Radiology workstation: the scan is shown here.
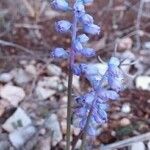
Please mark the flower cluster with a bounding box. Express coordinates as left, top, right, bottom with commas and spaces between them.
73, 57, 124, 136
51, 0, 100, 60
50, 0, 124, 137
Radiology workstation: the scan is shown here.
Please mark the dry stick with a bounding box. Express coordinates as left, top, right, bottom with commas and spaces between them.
135, 0, 144, 50
0, 39, 34, 55
100, 132, 150, 150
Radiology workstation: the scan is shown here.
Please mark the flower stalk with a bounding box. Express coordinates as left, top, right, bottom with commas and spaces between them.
66, 11, 77, 150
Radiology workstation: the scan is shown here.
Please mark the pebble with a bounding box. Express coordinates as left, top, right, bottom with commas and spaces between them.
35, 86, 56, 100
9, 125, 36, 149
47, 64, 62, 76
13, 68, 33, 85
121, 103, 131, 113
118, 37, 133, 50
75, 139, 82, 149
136, 76, 150, 90
37, 76, 60, 90
45, 114, 62, 146
25, 64, 37, 77
143, 41, 150, 49
0, 85, 25, 107
61, 120, 67, 134
2, 107, 32, 132
120, 118, 131, 126
73, 76, 80, 90
37, 137, 51, 150
131, 142, 145, 150
0, 73, 13, 83
57, 108, 67, 119
0, 141, 10, 150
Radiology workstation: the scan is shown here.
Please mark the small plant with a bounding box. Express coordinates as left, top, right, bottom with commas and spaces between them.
50, 0, 124, 149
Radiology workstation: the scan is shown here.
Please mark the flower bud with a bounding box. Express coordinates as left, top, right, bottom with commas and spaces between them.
51, 0, 69, 11
55, 20, 72, 33
81, 48, 96, 57
72, 63, 82, 75
108, 57, 120, 67
74, 1, 85, 13
83, 24, 100, 35
77, 34, 89, 43
80, 14, 94, 24
73, 39, 83, 52
51, 47, 68, 59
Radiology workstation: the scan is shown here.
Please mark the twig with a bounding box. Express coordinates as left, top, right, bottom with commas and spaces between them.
100, 132, 150, 150
135, 0, 144, 50
0, 39, 34, 55
14, 23, 43, 30
22, 0, 35, 17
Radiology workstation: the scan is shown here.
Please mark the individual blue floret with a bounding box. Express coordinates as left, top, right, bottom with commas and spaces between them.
55, 20, 72, 33
51, 0, 69, 11
83, 23, 100, 35
51, 47, 69, 59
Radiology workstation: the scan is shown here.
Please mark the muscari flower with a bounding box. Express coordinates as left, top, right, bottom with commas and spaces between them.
55, 20, 72, 33
83, 23, 100, 35
77, 34, 89, 43
80, 13, 94, 24
74, 1, 85, 14
51, 0, 69, 11
73, 39, 83, 53
80, 48, 96, 57
51, 47, 68, 59
107, 57, 124, 92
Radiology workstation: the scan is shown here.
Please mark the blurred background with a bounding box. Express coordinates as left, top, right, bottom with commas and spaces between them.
0, 0, 150, 149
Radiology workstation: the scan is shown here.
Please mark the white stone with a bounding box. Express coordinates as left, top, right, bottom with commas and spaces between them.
9, 126, 36, 149
13, 68, 33, 85
144, 42, 150, 49
136, 76, 150, 90
131, 142, 145, 150
75, 139, 82, 149
37, 76, 59, 89
0, 85, 25, 107
35, 86, 56, 100
0, 73, 13, 83
2, 107, 32, 132
25, 64, 37, 77
45, 114, 62, 146
120, 118, 131, 126
47, 64, 62, 76
118, 37, 133, 50
121, 103, 131, 113
73, 76, 80, 90
0, 141, 9, 150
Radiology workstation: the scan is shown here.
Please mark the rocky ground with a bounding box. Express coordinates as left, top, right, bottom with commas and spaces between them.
0, 0, 150, 149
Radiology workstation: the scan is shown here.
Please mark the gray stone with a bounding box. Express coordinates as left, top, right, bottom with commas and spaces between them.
2, 107, 32, 132
47, 64, 62, 76
0, 85, 25, 107
45, 114, 62, 146
0, 73, 13, 83
131, 142, 145, 150
9, 126, 36, 149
